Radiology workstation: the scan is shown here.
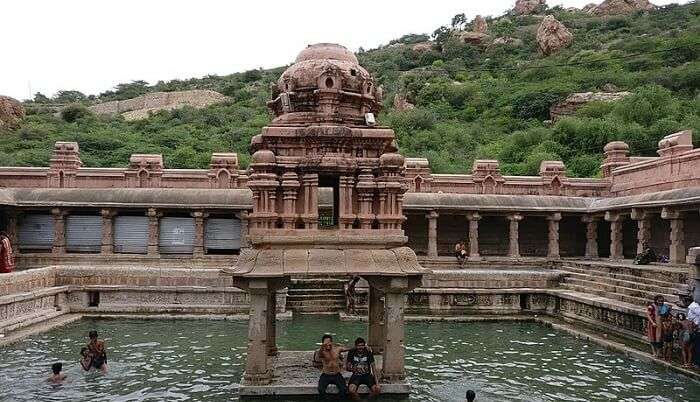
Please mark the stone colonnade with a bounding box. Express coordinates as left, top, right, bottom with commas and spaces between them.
423, 207, 697, 263
6, 207, 249, 256
238, 275, 416, 385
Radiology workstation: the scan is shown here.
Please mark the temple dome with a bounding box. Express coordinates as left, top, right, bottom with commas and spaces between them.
268, 43, 382, 126
294, 43, 359, 64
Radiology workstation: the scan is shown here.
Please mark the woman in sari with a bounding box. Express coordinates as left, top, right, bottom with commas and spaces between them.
646, 295, 667, 357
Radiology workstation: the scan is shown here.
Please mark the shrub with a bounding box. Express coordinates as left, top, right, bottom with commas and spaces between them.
60, 104, 92, 123
511, 92, 562, 120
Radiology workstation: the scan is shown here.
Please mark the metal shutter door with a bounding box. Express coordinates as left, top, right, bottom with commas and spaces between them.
18, 214, 54, 251
66, 215, 102, 253
159, 217, 195, 254
205, 218, 241, 251
114, 216, 149, 254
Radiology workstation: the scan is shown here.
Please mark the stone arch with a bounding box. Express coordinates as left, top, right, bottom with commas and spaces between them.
483, 175, 496, 194
138, 169, 149, 188
58, 170, 65, 188
217, 169, 230, 189
413, 176, 423, 192
550, 176, 562, 196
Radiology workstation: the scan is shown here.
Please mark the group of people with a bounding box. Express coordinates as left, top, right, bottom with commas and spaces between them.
634, 243, 670, 265
646, 294, 700, 368
314, 335, 380, 400
47, 330, 108, 384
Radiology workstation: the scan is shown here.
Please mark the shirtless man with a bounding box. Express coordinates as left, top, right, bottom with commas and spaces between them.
316, 334, 348, 399
47, 362, 66, 384
87, 330, 108, 373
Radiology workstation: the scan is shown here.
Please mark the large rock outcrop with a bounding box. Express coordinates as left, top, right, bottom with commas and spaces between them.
536, 15, 573, 56
550, 91, 631, 121
0, 96, 25, 129
89, 89, 229, 121
590, 0, 655, 15
514, 0, 547, 15
473, 15, 488, 33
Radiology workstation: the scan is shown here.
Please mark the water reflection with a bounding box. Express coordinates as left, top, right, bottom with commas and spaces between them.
0, 317, 698, 401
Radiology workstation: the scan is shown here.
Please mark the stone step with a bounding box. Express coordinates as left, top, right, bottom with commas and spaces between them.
561, 277, 680, 303
0, 308, 64, 334
286, 288, 345, 296
286, 299, 346, 307
562, 272, 686, 296
559, 265, 688, 289
559, 283, 665, 307
560, 262, 688, 283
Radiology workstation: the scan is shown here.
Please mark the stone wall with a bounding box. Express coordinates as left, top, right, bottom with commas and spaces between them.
88, 90, 229, 121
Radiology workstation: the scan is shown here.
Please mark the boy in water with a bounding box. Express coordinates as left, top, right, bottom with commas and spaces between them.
677, 312, 696, 367
79, 347, 93, 371
661, 314, 676, 362
346, 337, 380, 400
316, 334, 348, 399
87, 330, 108, 373
47, 362, 66, 384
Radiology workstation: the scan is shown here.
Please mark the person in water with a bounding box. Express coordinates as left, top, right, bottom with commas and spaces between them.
466, 389, 476, 402
316, 334, 348, 399
47, 362, 66, 384
677, 312, 696, 367
346, 337, 380, 400
661, 314, 676, 362
646, 295, 668, 357
86, 330, 108, 373
79, 347, 92, 371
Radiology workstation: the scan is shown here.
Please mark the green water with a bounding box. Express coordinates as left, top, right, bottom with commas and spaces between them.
1, 317, 698, 401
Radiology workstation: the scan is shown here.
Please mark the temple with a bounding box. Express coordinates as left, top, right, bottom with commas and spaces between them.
1, 43, 700, 395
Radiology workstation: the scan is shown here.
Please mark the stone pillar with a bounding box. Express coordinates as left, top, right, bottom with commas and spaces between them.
192, 211, 207, 257
383, 278, 407, 382
338, 176, 356, 229
662, 208, 685, 264
631, 208, 651, 255
6, 210, 18, 248
605, 211, 623, 260
506, 213, 522, 258
301, 173, 319, 229
581, 215, 598, 259
51, 208, 66, 255
466, 212, 481, 262
281, 172, 300, 229
266, 290, 278, 356
237, 211, 250, 248
147, 208, 161, 256
546, 213, 561, 260
356, 170, 376, 230
426, 210, 438, 258
100, 209, 115, 255
687, 247, 700, 303
244, 279, 272, 384
368, 286, 384, 353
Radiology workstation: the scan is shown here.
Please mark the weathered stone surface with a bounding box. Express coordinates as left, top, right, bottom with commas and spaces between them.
536, 15, 573, 55
472, 15, 488, 34
393, 94, 415, 111
583, 3, 598, 13
0, 96, 25, 129
411, 42, 434, 52
550, 91, 631, 121
590, 0, 654, 16
514, 0, 547, 15
89, 90, 229, 121
459, 31, 490, 45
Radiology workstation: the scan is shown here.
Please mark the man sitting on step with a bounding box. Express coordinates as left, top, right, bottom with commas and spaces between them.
316, 334, 349, 399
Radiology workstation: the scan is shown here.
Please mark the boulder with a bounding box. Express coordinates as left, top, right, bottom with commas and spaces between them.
591, 0, 655, 15
514, 0, 547, 15
0, 96, 25, 129
460, 31, 490, 45
393, 94, 415, 111
473, 15, 488, 34
411, 42, 434, 52
536, 15, 573, 56
582, 3, 598, 13
549, 91, 631, 121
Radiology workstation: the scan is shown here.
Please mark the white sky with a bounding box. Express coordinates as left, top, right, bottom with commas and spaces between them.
1, 0, 688, 100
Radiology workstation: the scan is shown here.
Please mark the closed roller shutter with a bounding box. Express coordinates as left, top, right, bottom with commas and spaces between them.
66, 215, 102, 253
205, 218, 241, 251
159, 217, 194, 254
18, 214, 54, 252
114, 216, 149, 254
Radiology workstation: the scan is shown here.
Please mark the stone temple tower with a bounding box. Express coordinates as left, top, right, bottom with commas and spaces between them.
246, 43, 408, 242
228, 44, 425, 391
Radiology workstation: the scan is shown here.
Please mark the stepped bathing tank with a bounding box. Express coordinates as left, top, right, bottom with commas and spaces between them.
1, 43, 700, 400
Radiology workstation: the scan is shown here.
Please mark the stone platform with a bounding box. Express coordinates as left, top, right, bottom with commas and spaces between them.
239, 351, 410, 399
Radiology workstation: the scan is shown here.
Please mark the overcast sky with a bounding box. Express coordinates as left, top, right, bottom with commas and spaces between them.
1, 0, 689, 100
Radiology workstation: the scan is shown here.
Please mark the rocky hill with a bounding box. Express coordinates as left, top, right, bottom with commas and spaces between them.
1, 0, 698, 177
